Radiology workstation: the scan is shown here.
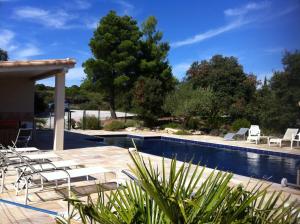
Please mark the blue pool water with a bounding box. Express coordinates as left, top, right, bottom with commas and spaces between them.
97, 135, 300, 184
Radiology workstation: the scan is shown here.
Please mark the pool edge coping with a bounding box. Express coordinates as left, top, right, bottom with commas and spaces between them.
95, 134, 300, 160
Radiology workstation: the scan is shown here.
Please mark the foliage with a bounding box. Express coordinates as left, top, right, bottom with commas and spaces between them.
34, 84, 105, 112
124, 119, 142, 128
174, 130, 190, 135
231, 118, 251, 131
186, 55, 257, 123
57, 150, 300, 224
253, 51, 300, 133
164, 83, 216, 128
78, 115, 101, 130
34, 84, 57, 114
34, 118, 47, 129
0, 48, 8, 61
132, 16, 176, 125
185, 117, 201, 130
83, 11, 141, 118
103, 120, 126, 131
133, 76, 164, 126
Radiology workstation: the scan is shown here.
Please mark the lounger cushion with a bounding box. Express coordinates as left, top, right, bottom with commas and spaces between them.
41, 167, 110, 181
20, 160, 80, 171
24, 153, 59, 160
224, 133, 235, 141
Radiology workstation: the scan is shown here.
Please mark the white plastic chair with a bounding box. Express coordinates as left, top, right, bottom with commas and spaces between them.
269, 128, 299, 148
247, 125, 261, 144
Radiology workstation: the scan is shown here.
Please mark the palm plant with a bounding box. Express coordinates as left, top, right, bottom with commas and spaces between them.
56, 148, 300, 224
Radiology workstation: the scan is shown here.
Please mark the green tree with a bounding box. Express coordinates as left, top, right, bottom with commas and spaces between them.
255, 51, 300, 133
83, 11, 141, 118
186, 55, 257, 123
133, 77, 164, 126
0, 48, 8, 61
164, 83, 215, 128
133, 16, 176, 125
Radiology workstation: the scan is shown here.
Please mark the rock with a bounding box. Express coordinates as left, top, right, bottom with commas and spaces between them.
126, 127, 137, 132
164, 128, 180, 134
192, 130, 203, 135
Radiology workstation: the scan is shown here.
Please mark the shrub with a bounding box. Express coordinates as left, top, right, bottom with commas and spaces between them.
104, 120, 126, 131
185, 117, 200, 130
58, 151, 300, 224
231, 118, 251, 131
78, 115, 101, 130
124, 119, 143, 128
70, 118, 77, 129
35, 118, 47, 129
209, 129, 221, 136
174, 130, 190, 135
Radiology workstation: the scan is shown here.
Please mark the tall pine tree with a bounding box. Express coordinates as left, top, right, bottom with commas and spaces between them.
133, 16, 176, 125
83, 11, 141, 118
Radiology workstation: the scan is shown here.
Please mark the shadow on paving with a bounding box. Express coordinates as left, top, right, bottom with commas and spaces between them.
33, 129, 105, 150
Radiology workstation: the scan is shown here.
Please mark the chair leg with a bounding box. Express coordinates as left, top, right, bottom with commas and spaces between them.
41, 177, 44, 190
68, 178, 71, 198
16, 181, 19, 196
24, 178, 29, 205
0, 169, 4, 193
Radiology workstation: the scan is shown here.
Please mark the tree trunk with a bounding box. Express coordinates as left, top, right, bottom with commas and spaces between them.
109, 94, 117, 119
109, 69, 117, 119
110, 105, 117, 119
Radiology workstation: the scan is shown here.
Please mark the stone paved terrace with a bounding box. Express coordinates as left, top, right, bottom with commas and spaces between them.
0, 129, 300, 223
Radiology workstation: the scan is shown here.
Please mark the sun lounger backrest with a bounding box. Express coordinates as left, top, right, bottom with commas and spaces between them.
0, 150, 12, 165
236, 128, 249, 135
9, 147, 39, 173
249, 125, 260, 136
283, 128, 299, 140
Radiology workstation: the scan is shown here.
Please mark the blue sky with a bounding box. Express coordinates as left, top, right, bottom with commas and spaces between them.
0, 0, 299, 86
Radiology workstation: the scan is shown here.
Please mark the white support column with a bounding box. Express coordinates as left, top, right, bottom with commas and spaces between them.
53, 71, 66, 151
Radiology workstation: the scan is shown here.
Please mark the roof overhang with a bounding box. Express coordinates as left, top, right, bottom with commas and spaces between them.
0, 58, 76, 81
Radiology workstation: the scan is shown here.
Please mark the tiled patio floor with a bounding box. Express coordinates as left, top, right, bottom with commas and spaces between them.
1, 129, 300, 223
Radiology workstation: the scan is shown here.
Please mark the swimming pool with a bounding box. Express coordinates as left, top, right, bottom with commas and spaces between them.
96, 135, 300, 184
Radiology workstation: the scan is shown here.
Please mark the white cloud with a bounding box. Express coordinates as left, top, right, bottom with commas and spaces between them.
14, 44, 42, 59
0, 29, 17, 51
85, 20, 98, 29
264, 47, 284, 54
171, 2, 272, 48
67, 66, 86, 83
74, 0, 91, 10
224, 1, 270, 17
0, 28, 42, 59
172, 62, 191, 78
113, 0, 134, 15
14, 7, 76, 29
38, 67, 86, 86
171, 19, 247, 48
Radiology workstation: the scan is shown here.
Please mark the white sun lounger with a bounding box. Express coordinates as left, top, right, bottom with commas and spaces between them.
23, 153, 59, 160
11, 149, 115, 204
19, 159, 80, 172
224, 128, 249, 141
0, 147, 39, 154
268, 128, 299, 148
1, 159, 81, 193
